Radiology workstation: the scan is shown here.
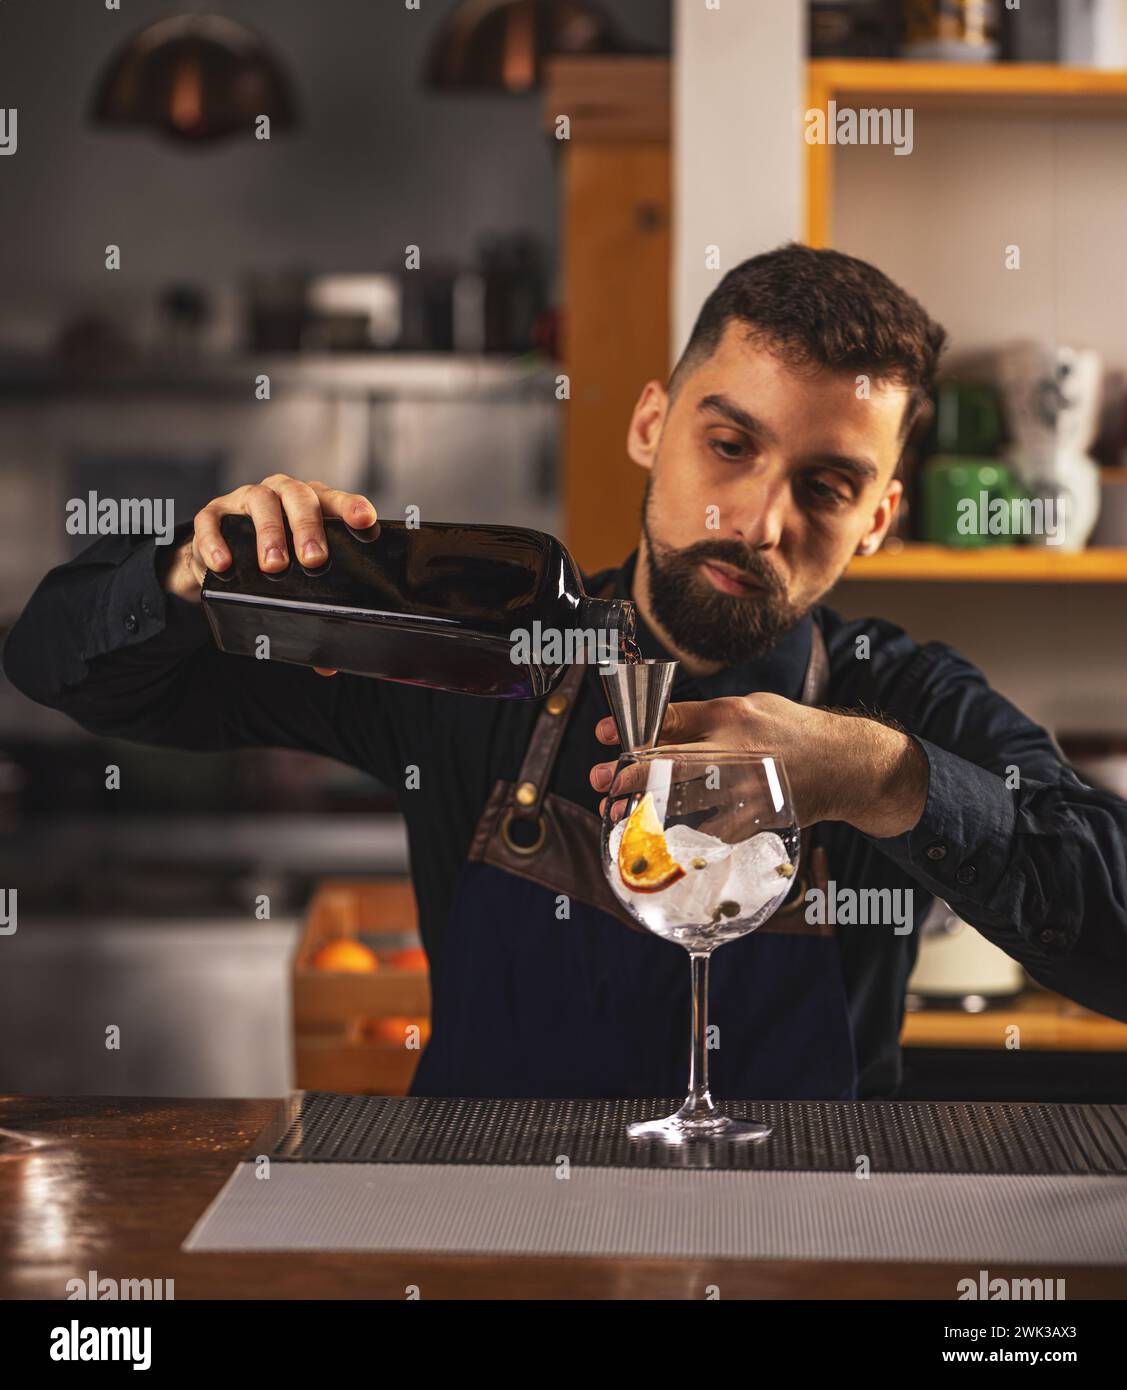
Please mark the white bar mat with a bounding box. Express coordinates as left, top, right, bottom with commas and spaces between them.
184, 1162, 1127, 1264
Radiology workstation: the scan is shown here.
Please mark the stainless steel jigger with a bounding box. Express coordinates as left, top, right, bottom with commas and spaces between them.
598, 659, 679, 752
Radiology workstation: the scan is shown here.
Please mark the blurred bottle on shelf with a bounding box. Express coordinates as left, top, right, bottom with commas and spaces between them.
899, 0, 999, 62
809, 1, 900, 57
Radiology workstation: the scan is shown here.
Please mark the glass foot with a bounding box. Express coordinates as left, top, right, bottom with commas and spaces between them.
626, 1112, 771, 1144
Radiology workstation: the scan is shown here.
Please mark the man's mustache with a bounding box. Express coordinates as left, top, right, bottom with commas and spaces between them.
665, 540, 785, 599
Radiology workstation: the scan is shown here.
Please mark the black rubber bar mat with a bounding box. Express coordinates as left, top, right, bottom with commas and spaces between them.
248, 1092, 1127, 1175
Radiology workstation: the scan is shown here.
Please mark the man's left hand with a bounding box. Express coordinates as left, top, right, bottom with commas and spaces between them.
590, 693, 929, 839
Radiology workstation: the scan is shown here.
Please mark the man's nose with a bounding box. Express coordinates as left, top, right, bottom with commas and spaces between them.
731, 474, 788, 550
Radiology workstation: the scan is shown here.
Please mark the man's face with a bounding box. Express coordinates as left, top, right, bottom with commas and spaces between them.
630, 322, 908, 666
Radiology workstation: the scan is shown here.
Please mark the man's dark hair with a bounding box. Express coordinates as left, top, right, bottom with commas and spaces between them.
669, 242, 947, 441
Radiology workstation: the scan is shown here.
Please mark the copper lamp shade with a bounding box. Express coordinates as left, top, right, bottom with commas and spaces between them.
91, 15, 298, 143
426, 0, 627, 92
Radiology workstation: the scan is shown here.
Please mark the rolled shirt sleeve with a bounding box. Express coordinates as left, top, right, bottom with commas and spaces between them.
857, 635, 1127, 1020
90, 525, 208, 662
874, 736, 1077, 954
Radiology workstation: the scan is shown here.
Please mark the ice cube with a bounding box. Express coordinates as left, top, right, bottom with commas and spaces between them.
659, 825, 733, 925
716, 832, 793, 923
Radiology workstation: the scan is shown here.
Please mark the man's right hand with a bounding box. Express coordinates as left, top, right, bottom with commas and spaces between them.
164, 474, 378, 604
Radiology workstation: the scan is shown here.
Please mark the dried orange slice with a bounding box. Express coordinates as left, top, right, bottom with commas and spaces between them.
618, 793, 685, 893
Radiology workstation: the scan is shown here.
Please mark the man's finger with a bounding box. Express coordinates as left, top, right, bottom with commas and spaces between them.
591, 760, 650, 799
186, 541, 211, 587
276, 479, 329, 568
308, 483, 378, 531
241, 484, 289, 572
654, 700, 717, 744
193, 502, 232, 573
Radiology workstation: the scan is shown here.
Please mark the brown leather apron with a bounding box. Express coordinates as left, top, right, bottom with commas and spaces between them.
467, 622, 833, 935
408, 615, 858, 1101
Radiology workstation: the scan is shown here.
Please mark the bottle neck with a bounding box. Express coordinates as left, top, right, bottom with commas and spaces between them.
578, 597, 637, 664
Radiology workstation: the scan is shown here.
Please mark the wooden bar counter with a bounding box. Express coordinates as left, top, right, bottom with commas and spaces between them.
2, 1095, 1125, 1300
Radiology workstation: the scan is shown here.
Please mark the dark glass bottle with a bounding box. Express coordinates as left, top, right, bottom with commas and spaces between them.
201, 516, 636, 699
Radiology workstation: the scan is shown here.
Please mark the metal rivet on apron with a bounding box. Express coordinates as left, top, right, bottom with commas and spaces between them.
515, 781, 538, 806
545, 693, 568, 716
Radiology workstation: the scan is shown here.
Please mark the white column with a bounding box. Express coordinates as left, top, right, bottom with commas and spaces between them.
672, 0, 806, 363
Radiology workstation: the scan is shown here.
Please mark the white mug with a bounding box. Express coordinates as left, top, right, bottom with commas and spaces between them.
1060, 0, 1127, 67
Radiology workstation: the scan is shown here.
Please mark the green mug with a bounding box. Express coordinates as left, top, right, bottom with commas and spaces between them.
920, 457, 1023, 548
926, 380, 1005, 457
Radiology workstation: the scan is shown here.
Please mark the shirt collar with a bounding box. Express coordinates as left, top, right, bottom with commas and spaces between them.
608, 550, 814, 703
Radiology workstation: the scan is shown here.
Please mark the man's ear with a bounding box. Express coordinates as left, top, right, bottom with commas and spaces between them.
856, 479, 903, 556
626, 380, 669, 474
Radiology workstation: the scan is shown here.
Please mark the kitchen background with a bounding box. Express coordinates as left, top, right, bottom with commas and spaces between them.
1, 0, 1125, 1103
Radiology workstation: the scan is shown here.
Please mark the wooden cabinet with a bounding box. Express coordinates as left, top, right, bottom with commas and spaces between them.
543, 58, 671, 573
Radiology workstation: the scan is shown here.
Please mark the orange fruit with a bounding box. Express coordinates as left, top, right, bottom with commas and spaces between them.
618, 792, 685, 894
310, 937, 379, 973
362, 1016, 431, 1045
385, 945, 428, 972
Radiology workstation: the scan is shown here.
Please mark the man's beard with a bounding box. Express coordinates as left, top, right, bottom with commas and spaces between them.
641, 489, 809, 666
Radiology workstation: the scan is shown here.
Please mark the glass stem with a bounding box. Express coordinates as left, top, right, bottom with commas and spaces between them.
680, 951, 718, 1121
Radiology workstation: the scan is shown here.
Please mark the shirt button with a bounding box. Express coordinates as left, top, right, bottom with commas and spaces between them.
124, 612, 139, 634
925, 842, 947, 861
1039, 928, 1058, 947
956, 865, 977, 885
140, 598, 154, 618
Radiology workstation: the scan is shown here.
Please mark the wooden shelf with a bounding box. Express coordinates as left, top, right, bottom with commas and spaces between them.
843, 543, 1127, 583
809, 59, 1127, 109
902, 991, 1127, 1051
806, 61, 1127, 245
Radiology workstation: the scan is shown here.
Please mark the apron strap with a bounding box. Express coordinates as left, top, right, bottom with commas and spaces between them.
802, 617, 830, 707
503, 660, 587, 844
502, 578, 617, 846
790, 616, 832, 932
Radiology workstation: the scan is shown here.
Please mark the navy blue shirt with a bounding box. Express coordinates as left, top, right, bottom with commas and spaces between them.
5, 529, 1127, 1097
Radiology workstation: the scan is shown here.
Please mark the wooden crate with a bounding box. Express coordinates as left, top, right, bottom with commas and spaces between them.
293, 878, 430, 1095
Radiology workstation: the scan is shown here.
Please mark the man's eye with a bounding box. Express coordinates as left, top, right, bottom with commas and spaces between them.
805, 477, 848, 507
709, 438, 747, 461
